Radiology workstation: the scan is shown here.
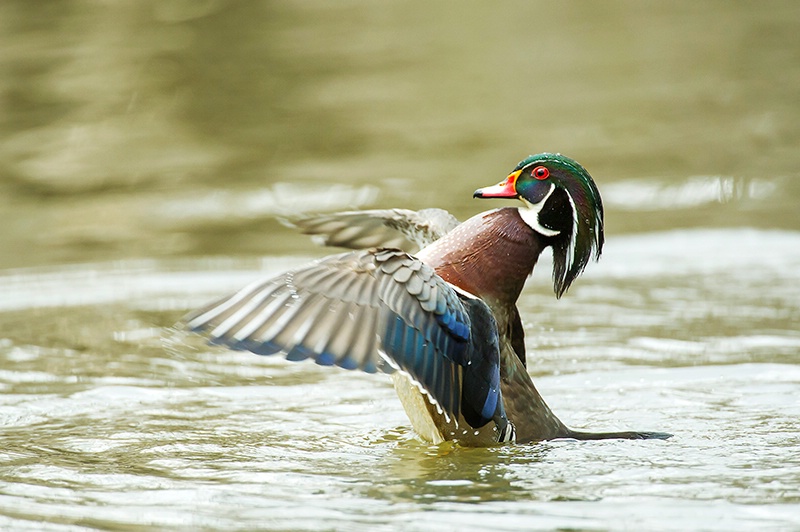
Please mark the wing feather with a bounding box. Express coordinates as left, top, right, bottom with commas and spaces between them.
287, 208, 460, 252
183, 248, 505, 429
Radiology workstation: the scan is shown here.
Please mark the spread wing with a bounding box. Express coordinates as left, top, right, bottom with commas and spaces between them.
286, 208, 460, 252
182, 248, 505, 429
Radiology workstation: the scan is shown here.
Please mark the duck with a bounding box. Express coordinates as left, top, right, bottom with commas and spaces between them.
183, 153, 671, 446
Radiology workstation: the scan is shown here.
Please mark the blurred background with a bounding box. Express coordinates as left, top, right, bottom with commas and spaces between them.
1, 2, 799, 531
1, 0, 798, 269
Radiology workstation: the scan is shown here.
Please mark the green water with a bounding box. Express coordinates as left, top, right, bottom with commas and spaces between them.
1, 1, 799, 530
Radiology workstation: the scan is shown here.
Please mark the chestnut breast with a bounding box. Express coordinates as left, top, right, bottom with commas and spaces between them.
415, 207, 544, 304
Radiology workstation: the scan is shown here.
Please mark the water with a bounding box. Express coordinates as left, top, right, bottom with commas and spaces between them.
2, 1, 799, 530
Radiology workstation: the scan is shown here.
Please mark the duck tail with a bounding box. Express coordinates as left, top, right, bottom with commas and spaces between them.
562, 429, 672, 441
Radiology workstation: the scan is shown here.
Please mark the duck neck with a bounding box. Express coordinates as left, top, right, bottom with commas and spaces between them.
417, 207, 546, 303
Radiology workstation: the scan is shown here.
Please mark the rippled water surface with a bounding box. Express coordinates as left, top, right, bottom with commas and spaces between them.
2, 1, 799, 531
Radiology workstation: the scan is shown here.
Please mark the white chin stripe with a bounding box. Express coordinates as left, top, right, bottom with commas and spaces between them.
518, 184, 561, 237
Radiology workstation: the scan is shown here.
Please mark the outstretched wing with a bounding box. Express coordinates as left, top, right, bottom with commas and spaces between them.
182, 248, 503, 429
286, 208, 460, 252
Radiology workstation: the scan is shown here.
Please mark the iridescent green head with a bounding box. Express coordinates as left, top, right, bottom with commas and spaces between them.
473, 153, 604, 298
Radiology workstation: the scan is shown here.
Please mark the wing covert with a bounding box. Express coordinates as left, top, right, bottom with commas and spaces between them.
287, 208, 460, 252
183, 248, 490, 425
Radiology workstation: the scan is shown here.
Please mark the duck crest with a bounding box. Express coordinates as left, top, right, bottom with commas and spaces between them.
524, 154, 604, 298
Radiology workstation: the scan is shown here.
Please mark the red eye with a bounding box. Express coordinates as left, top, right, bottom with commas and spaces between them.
532, 166, 549, 180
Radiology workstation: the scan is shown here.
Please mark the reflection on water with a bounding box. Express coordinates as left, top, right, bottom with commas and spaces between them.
603, 175, 778, 210
1, 0, 799, 530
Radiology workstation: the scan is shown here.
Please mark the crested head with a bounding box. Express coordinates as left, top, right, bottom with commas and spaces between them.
474, 153, 604, 298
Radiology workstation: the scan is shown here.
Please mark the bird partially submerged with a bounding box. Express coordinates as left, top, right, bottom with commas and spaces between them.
183, 153, 672, 446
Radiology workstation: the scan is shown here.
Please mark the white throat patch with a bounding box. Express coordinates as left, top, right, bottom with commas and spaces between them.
518, 184, 561, 237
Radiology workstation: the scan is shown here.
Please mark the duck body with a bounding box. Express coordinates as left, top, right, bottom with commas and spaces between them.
408, 207, 565, 444
183, 153, 671, 446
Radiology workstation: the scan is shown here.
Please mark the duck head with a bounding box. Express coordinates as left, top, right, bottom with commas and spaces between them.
473, 153, 604, 298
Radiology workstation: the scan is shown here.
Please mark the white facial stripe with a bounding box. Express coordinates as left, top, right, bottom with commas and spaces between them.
564, 191, 579, 275
517, 184, 561, 237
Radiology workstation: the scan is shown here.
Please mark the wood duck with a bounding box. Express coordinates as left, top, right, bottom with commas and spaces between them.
183, 153, 671, 446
